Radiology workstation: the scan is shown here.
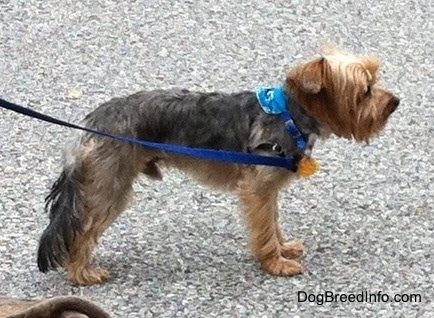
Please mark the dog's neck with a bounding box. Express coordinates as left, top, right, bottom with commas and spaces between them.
285, 90, 330, 139
285, 93, 325, 137
285, 91, 330, 155
255, 86, 328, 156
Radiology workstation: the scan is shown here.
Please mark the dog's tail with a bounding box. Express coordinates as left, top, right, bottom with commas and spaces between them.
37, 163, 84, 273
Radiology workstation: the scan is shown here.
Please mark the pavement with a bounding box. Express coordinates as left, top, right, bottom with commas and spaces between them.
0, 0, 433, 317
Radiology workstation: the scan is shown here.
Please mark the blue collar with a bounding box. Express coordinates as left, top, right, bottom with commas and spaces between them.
256, 87, 308, 150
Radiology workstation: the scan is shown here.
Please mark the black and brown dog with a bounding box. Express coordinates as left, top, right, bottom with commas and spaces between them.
37, 46, 399, 285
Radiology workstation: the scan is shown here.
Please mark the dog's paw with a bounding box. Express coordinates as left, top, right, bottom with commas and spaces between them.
261, 256, 303, 276
280, 240, 304, 259
68, 267, 110, 286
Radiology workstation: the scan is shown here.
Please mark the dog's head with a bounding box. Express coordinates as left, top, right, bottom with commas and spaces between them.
286, 48, 399, 142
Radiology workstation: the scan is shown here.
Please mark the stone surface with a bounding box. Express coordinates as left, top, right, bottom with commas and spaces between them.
0, 0, 433, 317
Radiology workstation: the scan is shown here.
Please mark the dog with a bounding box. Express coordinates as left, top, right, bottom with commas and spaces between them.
0, 296, 110, 318
37, 47, 399, 285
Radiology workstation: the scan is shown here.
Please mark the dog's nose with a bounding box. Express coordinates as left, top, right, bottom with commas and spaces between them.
390, 96, 400, 113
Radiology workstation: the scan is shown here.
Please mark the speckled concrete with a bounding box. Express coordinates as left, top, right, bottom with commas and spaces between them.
0, 0, 433, 317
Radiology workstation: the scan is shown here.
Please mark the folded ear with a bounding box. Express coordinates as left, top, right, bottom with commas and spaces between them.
361, 55, 380, 80
286, 57, 325, 94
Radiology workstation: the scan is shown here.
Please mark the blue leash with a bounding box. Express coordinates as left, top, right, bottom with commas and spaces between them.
256, 87, 308, 150
0, 98, 298, 170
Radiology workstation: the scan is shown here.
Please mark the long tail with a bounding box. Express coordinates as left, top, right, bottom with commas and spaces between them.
37, 165, 83, 272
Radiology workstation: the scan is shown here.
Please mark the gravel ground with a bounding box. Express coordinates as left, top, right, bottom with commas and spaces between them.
0, 0, 433, 317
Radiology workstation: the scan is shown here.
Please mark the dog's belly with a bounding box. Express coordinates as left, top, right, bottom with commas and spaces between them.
160, 155, 242, 191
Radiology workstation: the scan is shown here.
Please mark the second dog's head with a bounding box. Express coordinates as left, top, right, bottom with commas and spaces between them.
286, 48, 399, 142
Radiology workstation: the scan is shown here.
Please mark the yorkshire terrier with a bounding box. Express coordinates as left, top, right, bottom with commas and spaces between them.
37, 47, 399, 285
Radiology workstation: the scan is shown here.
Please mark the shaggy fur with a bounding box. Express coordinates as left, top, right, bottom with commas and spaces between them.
37, 47, 399, 285
0, 296, 110, 318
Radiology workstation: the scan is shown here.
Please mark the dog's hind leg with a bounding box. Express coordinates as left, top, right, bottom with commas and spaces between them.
37, 133, 142, 286
237, 167, 303, 276
65, 139, 141, 285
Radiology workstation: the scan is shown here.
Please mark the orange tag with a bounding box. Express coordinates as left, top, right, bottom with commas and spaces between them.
298, 157, 319, 177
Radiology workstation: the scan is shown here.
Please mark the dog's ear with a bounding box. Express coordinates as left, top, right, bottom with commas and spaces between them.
361, 55, 380, 81
286, 57, 325, 94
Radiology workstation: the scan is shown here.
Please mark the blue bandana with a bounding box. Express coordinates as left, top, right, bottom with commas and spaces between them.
256, 87, 308, 150
255, 87, 288, 114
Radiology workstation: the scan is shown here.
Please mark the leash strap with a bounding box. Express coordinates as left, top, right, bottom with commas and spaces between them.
280, 112, 307, 149
0, 98, 298, 170
255, 87, 308, 150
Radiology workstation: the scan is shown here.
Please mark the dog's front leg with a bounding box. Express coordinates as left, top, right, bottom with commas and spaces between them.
275, 210, 305, 260
237, 168, 303, 276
